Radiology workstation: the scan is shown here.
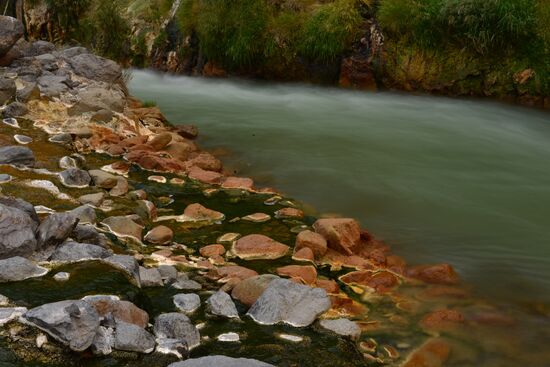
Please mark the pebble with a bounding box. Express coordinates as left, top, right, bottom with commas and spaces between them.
0, 294, 9, 306
53, 272, 70, 282
217, 332, 240, 342
263, 196, 282, 206
242, 213, 271, 223
148, 175, 167, 183
217, 233, 241, 244
2, 118, 19, 128
14, 135, 32, 144
277, 334, 304, 343
173, 293, 201, 314
0, 174, 12, 183
36, 334, 48, 348
170, 178, 185, 185
59, 156, 78, 169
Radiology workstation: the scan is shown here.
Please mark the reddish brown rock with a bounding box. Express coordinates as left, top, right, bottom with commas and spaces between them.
221, 177, 254, 190
147, 132, 173, 150
319, 249, 374, 270
175, 125, 198, 140
407, 264, 460, 285
184, 203, 224, 221
87, 298, 148, 328
200, 244, 226, 257
185, 152, 222, 172
187, 166, 223, 184
163, 141, 197, 161
402, 338, 451, 367
420, 309, 464, 330
106, 144, 125, 156
276, 265, 317, 285
313, 218, 361, 255
144, 225, 173, 245
202, 61, 226, 77
419, 286, 470, 300
386, 255, 407, 275
292, 247, 315, 262
119, 135, 148, 148
295, 230, 327, 258
231, 274, 278, 307
339, 270, 399, 293
316, 279, 340, 294
233, 234, 289, 260
275, 207, 304, 219
207, 265, 258, 282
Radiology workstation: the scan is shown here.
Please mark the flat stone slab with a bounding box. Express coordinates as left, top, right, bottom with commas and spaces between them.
233, 234, 289, 260
0, 257, 48, 282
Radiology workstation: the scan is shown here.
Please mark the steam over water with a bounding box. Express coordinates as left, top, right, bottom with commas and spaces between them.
129, 69, 550, 304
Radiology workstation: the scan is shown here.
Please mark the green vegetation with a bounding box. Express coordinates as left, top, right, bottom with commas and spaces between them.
141, 100, 157, 108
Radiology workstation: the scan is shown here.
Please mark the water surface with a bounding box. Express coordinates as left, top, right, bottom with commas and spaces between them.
129, 69, 550, 304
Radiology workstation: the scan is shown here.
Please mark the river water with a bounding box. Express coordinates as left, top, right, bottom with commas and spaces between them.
129, 69, 550, 306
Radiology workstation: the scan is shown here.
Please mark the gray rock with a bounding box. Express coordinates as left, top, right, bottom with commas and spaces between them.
0, 77, 16, 105
27, 40, 56, 56
168, 356, 274, 367
171, 278, 202, 291
68, 54, 122, 84
155, 338, 188, 359
158, 265, 178, 283
0, 16, 24, 56
89, 170, 118, 189
69, 86, 125, 115
173, 294, 200, 314
109, 177, 128, 197
14, 134, 32, 144
59, 156, 78, 169
68, 205, 96, 224
0, 203, 38, 259
139, 267, 163, 287
101, 215, 143, 241
53, 272, 70, 282
0, 307, 27, 325
37, 212, 79, 250
247, 278, 331, 327
37, 74, 68, 97
0, 257, 47, 282
0, 196, 39, 224
61, 46, 89, 59
23, 300, 100, 351
154, 313, 200, 349
0, 146, 35, 166
0, 173, 11, 183
91, 109, 113, 122
102, 255, 140, 287
206, 291, 239, 319
71, 224, 108, 248
2, 102, 28, 118
318, 318, 361, 340
49, 133, 73, 144
91, 326, 114, 355
15, 81, 40, 102
50, 241, 111, 262
59, 168, 91, 188
78, 192, 105, 207
114, 320, 155, 354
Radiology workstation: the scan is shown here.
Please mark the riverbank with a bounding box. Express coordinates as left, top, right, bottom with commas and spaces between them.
1, 15, 549, 367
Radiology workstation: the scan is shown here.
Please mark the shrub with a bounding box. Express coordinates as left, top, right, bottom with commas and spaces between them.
86, 0, 131, 61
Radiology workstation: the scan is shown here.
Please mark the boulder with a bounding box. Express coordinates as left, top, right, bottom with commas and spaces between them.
206, 291, 239, 319
319, 318, 361, 340
68, 54, 122, 84
187, 166, 223, 184
199, 244, 226, 257
91, 326, 114, 355
221, 177, 254, 190
0, 16, 24, 56
101, 216, 143, 241
139, 267, 163, 287
114, 320, 155, 353
233, 234, 289, 260
174, 125, 198, 140
69, 86, 125, 114
158, 265, 178, 282
247, 278, 331, 327
173, 294, 201, 314
295, 230, 327, 258
407, 264, 460, 285
154, 313, 200, 349
85, 297, 149, 328
148, 132, 173, 150
144, 225, 173, 245
292, 247, 315, 262
68, 205, 96, 224
22, 300, 100, 352
312, 218, 361, 255
37, 74, 68, 97
231, 274, 279, 308
50, 241, 111, 262
0, 77, 16, 105
37, 213, 79, 250
0, 204, 39, 259
71, 224, 108, 248
102, 255, 141, 287
0, 257, 47, 282
0, 196, 39, 224
0, 307, 27, 326
168, 356, 274, 367
27, 40, 56, 56
0, 146, 35, 166
59, 168, 91, 188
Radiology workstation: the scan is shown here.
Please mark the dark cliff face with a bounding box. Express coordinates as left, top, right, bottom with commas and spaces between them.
19, 0, 550, 109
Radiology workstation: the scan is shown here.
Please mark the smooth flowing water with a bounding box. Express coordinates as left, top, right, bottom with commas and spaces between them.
129, 69, 550, 306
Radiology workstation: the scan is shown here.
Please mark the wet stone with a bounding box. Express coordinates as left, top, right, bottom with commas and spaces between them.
154, 312, 200, 349
102, 255, 141, 287
49, 133, 73, 144
0, 307, 27, 326
2, 117, 19, 128
0, 145, 35, 166
242, 213, 271, 223
101, 216, 143, 241
233, 234, 289, 260
37, 212, 79, 250
114, 320, 155, 354
206, 290, 239, 319
78, 192, 105, 207
139, 266, 163, 287
144, 225, 173, 245
0, 257, 48, 282
0, 203, 38, 258
217, 332, 240, 342
50, 241, 111, 262
59, 168, 92, 188
0, 173, 11, 183
319, 318, 361, 340
231, 274, 279, 308
148, 175, 167, 183
89, 169, 118, 189
173, 293, 201, 314
59, 156, 78, 169
14, 134, 32, 144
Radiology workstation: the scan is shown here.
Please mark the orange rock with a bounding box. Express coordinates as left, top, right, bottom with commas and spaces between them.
313, 218, 361, 255
292, 247, 315, 262
233, 234, 289, 260
275, 207, 304, 219
231, 274, 278, 307
295, 230, 327, 258
316, 279, 340, 294
386, 255, 407, 275
402, 338, 451, 367
207, 265, 259, 282
88, 299, 148, 328
184, 203, 224, 221
319, 249, 374, 270
187, 166, 223, 184
339, 270, 399, 293
147, 132, 173, 150
328, 294, 368, 318
200, 244, 226, 257
420, 309, 464, 330
407, 264, 460, 285
163, 141, 197, 161
185, 152, 222, 172
276, 265, 317, 285
209, 254, 225, 265
222, 177, 254, 190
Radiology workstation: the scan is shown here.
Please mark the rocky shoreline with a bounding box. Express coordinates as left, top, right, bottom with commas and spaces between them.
0, 15, 547, 367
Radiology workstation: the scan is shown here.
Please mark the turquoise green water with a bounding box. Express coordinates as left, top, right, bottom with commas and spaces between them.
129, 69, 550, 305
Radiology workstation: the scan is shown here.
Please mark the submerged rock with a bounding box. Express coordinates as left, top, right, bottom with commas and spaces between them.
312, 218, 361, 255
154, 313, 200, 349
168, 356, 274, 367
14, 134, 32, 144
319, 318, 361, 340
53, 272, 70, 282
247, 278, 331, 327
0, 256, 47, 282
0, 203, 38, 258
206, 291, 239, 319
0, 146, 35, 166
22, 300, 100, 352
114, 320, 155, 354
233, 234, 289, 260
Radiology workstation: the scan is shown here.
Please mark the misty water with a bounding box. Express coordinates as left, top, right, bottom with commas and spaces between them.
129, 69, 550, 306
